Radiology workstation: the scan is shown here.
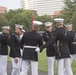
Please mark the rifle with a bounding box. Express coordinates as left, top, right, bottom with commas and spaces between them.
14, 33, 20, 42
72, 33, 76, 44
56, 40, 61, 59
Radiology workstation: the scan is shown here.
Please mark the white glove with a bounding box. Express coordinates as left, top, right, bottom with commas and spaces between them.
14, 57, 19, 63
35, 47, 40, 52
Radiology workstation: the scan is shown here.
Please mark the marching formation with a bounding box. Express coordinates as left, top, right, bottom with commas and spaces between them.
0, 18, 76, 75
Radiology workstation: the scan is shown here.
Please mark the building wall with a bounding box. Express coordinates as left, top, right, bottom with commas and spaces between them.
0, 6, 7, 14
20, 0, 64, 16
20, 0, 29, 9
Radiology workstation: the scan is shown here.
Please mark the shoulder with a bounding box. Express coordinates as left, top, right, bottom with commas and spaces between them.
0, 33, 9, 40
23, 31, 30, 36
36, 32, 42, 36
1, 33, 7, 37
33, 32, 42, 39
10, 33, 16, 38
52, 30, 57, 34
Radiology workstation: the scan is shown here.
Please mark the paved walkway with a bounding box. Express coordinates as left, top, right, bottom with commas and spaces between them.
7, 62, 47, 75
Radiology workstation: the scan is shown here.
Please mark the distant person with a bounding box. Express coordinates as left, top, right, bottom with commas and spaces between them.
20, 21, 43, 75
35, 18, 73, 75
42, 22, 56, 75
65, 24, 76, 63
9, 24, 24, 75
0, 26, 10, 75
64, 24, 76, 75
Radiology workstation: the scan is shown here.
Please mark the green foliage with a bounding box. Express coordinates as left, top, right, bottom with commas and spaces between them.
71, 11, 76, 30
0, 9, 53, 32
0, 0, 76, 31
4, 9, 35, 32
48, 0, 76, 30
0, 15, 8, 30
61, 0, 76, 30
38, 49, 76, 75
8, 48, 76, 75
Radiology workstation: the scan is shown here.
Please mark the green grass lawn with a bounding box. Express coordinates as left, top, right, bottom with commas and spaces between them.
38, 49, 76, 75
8, 48, 76, 75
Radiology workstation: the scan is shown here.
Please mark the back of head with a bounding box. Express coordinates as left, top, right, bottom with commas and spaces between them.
32, 21, 43, 31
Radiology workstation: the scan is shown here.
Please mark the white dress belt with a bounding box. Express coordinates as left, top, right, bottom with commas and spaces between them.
72, 42, 76, 44
24, 46, 37, 48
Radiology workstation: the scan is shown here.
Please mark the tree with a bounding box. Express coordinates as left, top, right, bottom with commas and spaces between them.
62, 0, 76, 24
4, 9, 38, 32
71, 11, 76, 30
0, 9, 53, 31
0, 15, 8, 31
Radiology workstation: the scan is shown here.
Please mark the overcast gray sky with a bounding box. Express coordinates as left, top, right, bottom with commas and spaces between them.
0, 0, 20, 10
